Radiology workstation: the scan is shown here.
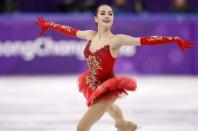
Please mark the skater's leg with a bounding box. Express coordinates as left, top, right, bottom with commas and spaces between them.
77, 98, 116, 131
107, 104, 137, 131
107, 104, 126, 125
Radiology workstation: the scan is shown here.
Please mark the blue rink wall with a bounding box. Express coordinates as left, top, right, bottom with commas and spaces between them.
0, 13, 197, 75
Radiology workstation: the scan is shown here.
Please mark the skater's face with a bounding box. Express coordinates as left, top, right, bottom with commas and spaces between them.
95, 5, 114, 29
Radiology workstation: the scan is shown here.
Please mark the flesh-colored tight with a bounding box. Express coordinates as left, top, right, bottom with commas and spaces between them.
77, 98, 136, 131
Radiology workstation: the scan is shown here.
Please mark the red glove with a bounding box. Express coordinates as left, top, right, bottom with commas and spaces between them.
36, 16, 78, 37
140, 36, 195, 52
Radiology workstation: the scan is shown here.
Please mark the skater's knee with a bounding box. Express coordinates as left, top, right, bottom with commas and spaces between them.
107, 104, 115, 113
108, 104, 119, 115
77, 123, 90, 131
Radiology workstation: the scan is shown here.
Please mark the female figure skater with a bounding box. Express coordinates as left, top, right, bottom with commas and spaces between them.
36, 4, 194, 131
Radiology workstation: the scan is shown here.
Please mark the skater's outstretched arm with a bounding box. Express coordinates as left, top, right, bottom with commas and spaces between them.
113, 34, 195, 52
36, 16, 96, 41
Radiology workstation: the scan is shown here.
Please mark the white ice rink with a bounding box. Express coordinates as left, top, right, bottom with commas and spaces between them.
0, 75, 198, 131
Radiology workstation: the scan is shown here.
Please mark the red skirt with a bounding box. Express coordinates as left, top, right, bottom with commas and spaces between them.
78, 71, 137, 107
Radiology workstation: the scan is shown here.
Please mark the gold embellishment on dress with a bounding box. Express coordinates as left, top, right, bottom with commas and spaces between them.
86, 55, 102, 90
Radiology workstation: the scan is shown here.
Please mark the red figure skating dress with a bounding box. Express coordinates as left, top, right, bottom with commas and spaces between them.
79, 41, 137, 106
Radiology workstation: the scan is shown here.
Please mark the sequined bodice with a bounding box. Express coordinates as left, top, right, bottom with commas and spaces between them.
84, 41, 116, 90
